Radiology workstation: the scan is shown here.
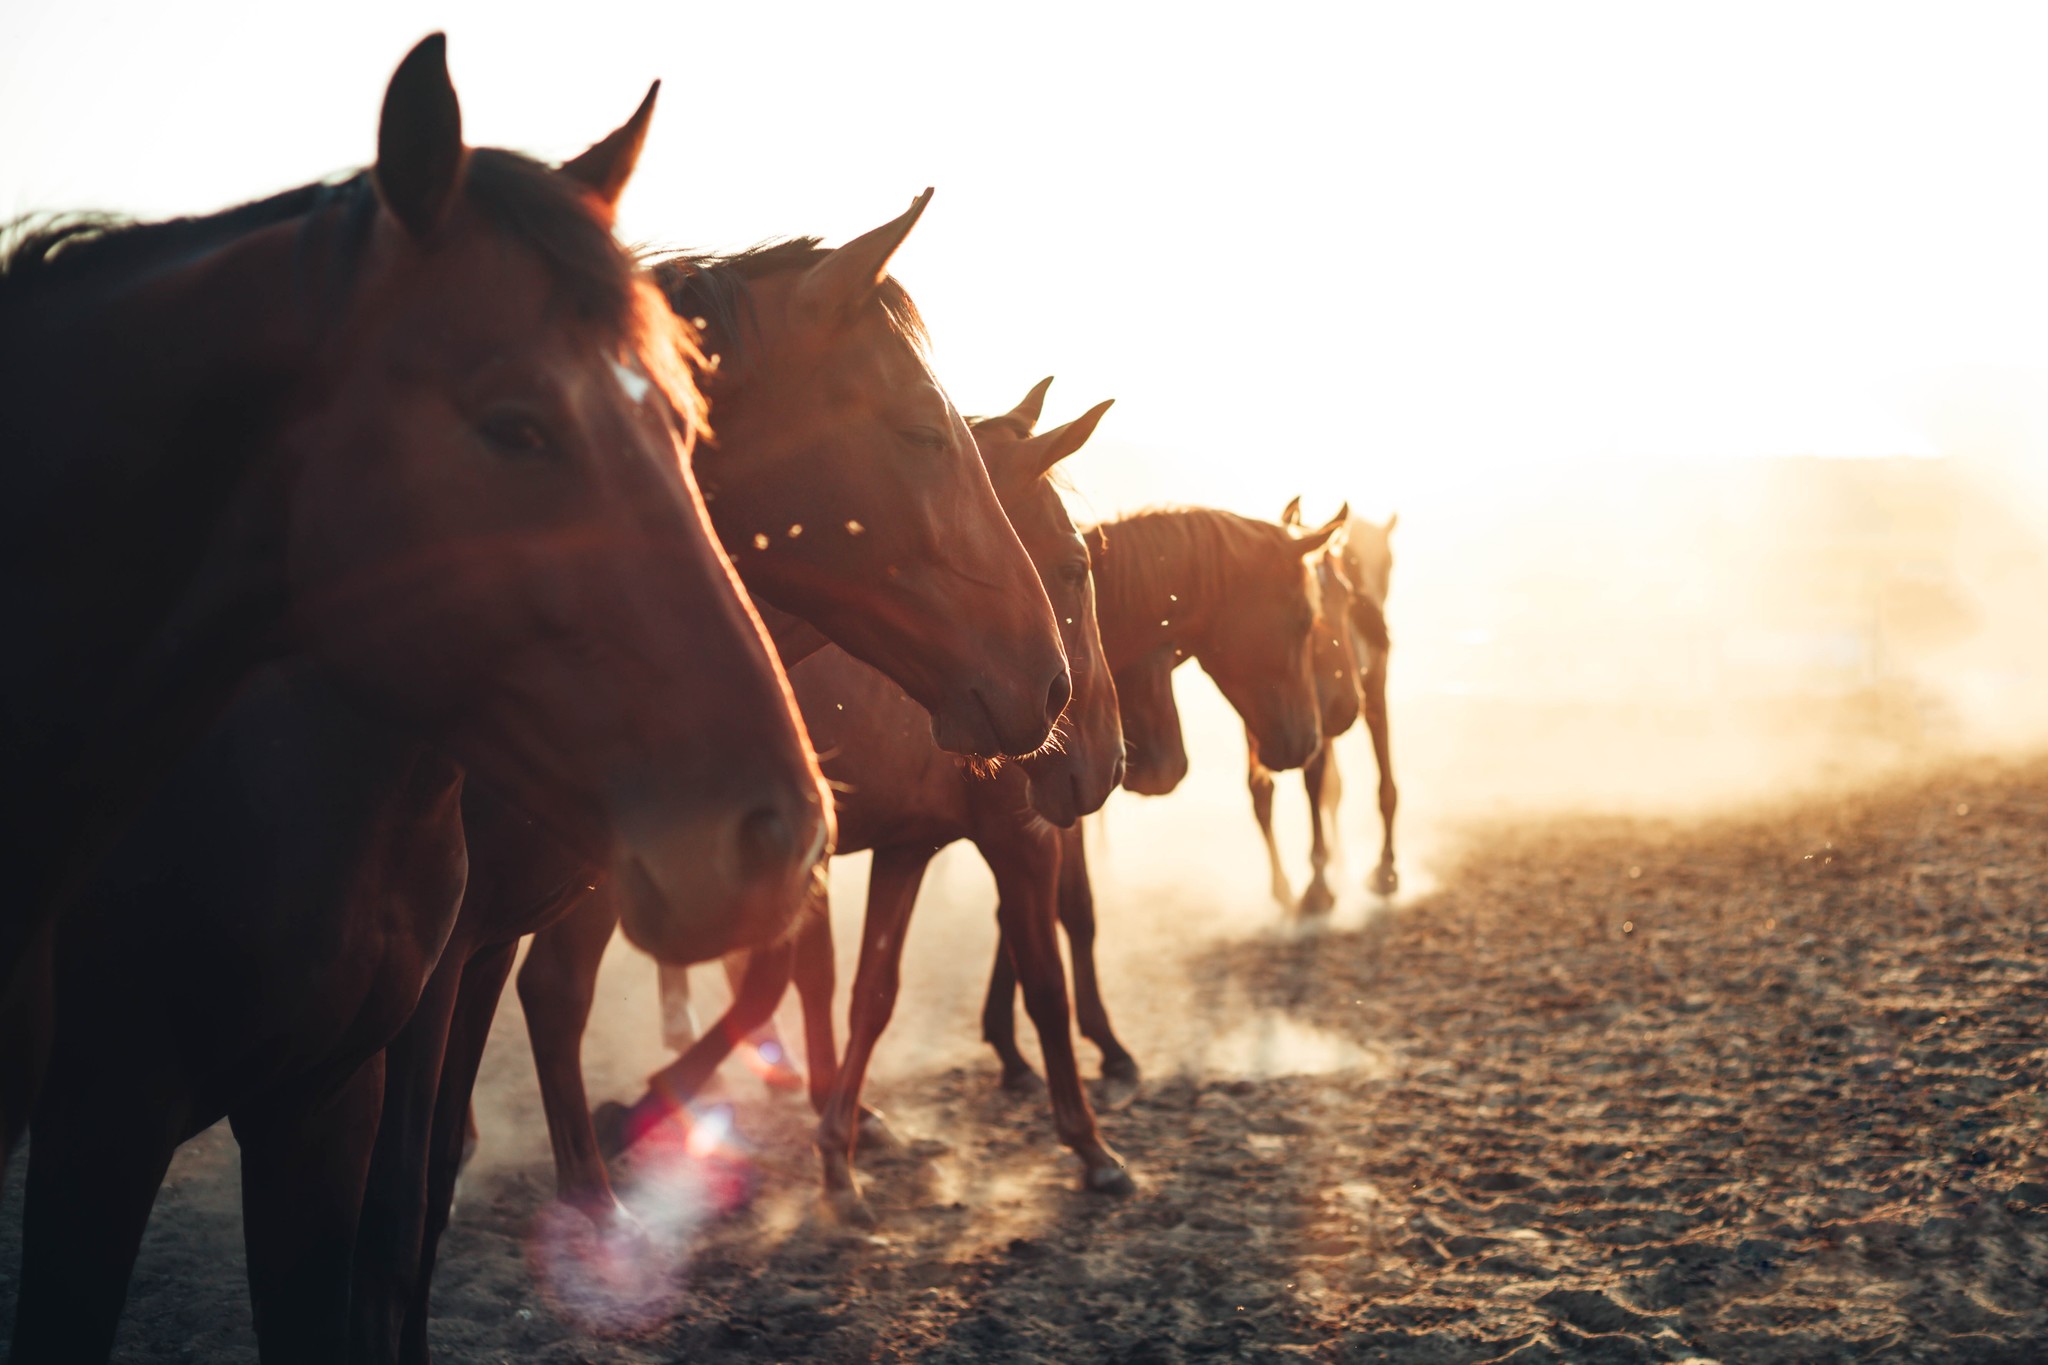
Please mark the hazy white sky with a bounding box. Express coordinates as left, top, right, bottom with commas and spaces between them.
7, 1, 2048, 515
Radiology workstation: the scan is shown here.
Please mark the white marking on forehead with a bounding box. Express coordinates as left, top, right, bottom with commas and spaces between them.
609, 356, 653, 405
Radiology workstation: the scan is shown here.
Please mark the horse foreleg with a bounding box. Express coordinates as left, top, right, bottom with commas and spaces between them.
232, 1055, 386, 1365
787, 896, 891, 1149
9, 1054, 186, 1363
1299, 747, 1339, 916
1363, 659, 1399, 896
815, 844, 929, 1225
516, 887, 625, 1229
1247, 739, 1291, 907
0, 924, 55, 1180
395, 941, 518, 1365
1057, 823, 1139, 1106
349, 952, 463, 1365
984, 825, 1133, 1197
604, 938, 797, 1155
720, 948, 803, 1093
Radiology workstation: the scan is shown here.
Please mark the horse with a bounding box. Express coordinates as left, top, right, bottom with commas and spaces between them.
518, 382, 1125, 1227
347, 243, 1077, 1361
1247, 500, 1400, 912
0, 34, 836, 1171
9, 44, 829, 1365
980, 502, 1347, 1098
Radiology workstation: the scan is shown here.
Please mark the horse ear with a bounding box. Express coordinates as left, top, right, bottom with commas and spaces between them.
1005, 377, 1056, 434
1384, 512, 1399, 534
1015, 399, 1113, 481
1280, 495, 1303, 528
559, 81, 659, 222
1294, 502, 1349, 555
375, 34, 468, 241
791, 189, 933, 334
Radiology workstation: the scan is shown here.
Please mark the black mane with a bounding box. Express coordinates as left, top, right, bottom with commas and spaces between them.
645, 237, 926, 371
1, 149, 643, 335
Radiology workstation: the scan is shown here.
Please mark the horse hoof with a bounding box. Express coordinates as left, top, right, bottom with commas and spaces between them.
855, 1109, 902, 1154
1097, 1057, 1142, 1111
1269, 880, 1294, 909
1369, 865, 1399, 897
760, 1063, 806, 1096
1000, 1065, 1045, 1097
1297, 882, 1337, 917
592, 1100, 631, 1160
1085, 1162, 1137, 1197
828, 1188, 878, 1228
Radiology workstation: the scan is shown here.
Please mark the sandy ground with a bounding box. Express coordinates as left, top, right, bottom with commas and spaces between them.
4, 749, 2047, 1363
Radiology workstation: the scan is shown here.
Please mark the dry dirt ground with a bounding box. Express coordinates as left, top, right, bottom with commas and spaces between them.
4, 755, 2047, 1363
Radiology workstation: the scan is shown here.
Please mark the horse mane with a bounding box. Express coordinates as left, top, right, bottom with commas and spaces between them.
645, 237, 927, 370
1093, 506, 1297, 626
1349, 589, 1391, 652
0, 149, 644, 336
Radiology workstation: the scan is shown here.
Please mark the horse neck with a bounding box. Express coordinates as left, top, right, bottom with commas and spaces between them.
1090, 511, 1223, 673
2, 216, 326, 871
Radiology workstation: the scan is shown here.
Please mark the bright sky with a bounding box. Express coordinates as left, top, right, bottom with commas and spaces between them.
8, 1, 2048, 516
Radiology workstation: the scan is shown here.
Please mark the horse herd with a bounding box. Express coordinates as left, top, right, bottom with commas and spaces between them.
0, 36, 1397, 1363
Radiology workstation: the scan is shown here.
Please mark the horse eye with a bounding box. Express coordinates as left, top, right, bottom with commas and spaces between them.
1060, 562, 1090, 586
479, 411, 559, 460
900, 427, 949, 454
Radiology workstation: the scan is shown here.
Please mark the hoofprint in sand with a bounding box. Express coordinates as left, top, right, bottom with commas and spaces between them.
2, 757, 2044, 1363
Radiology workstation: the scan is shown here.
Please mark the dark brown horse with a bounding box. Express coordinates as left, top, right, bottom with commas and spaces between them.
347, 249, 1076, 1361
518, 383, 1124, 1228
1248, 500, 1400, 912
981, 503, 1347, 1097
10, 46, 828, 1365
0, 36, 822, 1167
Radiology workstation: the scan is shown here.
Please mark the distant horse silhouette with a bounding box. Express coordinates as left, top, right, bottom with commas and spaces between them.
351, 238, 1074, 1361
9, 43, 828, 1365
520, 382, 1126, 1225
981, 502, 1347, 1098
1249, 502, 1399, 912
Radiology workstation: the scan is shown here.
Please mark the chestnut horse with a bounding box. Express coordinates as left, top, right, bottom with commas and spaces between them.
10, 46, 828, 1365
1248, 500, 1400, 912
519, 383, 1124, 1227
348, 244, 1072, 1362
0, 35, 782, 1167
1236, 501, 1400, 908
981, 503, 1347, 1098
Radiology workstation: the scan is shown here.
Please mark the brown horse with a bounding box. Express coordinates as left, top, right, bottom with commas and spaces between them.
9, 46, 828, 1365
0, 36, 825, 1167
981, 503, 1347, 1097
1248, 500, 1400, 912
518, 383, 1123, 1228
348, 250, 1075, 1361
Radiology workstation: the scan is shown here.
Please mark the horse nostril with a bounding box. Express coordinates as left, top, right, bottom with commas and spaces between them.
1043, 669, 1073, 728
735, 808, 796, 883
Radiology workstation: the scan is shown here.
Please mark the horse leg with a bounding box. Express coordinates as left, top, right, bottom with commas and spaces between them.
602, 938, 796, 1156
9, 1064, 185, 1362
979, 938, 1038, 1094
349, 951, 463, 1365
232, 1055, 386, 1365
983, 825, 1132, 1196
657, 959, 700, 1052
722, 948, 804, 1092
1247, 740, 1291, 907
786, 896, 893, 1149
517, 887, 629, 1229
815, 844, 930, 1225
0, 923, 55, 1177
1057, 824, 1140, 1106
1363, 659, 1399, 896
395, 941, 518, 1365
1298, 746, 1339, 916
